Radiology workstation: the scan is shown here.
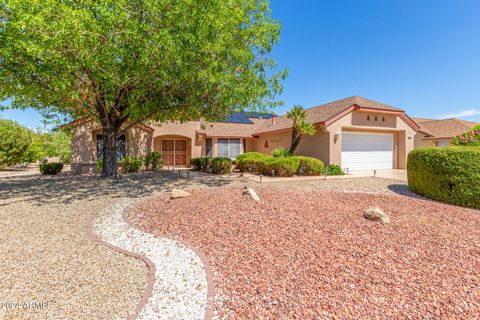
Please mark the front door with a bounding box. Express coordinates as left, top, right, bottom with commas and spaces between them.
161, 139, 187, 166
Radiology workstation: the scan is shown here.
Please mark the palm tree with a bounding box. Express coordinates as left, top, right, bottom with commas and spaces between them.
286, 105, 316, 154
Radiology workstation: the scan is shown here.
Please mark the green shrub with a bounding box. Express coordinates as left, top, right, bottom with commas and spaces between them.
295, 156, 324, 176
190, 157, 210, 171
325, 164, 344, 175
407, 147, 480, 208
271, 148, 292, 158
236, 152, 269, 173
260, 156, 300, 177
144, 151, 162, 170
208, 157, 232, 174
120, 156, 143, 173
39, 162, 63, 175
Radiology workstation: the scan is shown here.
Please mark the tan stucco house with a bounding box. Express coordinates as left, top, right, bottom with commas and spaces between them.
69, 96, 421, 173
413, 118, 478, 147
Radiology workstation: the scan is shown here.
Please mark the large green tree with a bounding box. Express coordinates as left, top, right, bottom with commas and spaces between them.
0, 0, 286, 177
0, 119, 32, 167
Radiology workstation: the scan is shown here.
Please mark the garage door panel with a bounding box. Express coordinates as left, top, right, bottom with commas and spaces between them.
341, 133, 393, 171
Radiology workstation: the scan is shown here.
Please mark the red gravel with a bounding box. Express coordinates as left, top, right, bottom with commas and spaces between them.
126, 187, 480, 319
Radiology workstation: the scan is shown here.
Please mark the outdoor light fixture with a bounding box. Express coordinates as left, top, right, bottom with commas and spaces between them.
272, 170, 275, 178
373, 170, 377, 178
334, 131, 341, 143
187, 171, 190, 179
259, 174, 263, 183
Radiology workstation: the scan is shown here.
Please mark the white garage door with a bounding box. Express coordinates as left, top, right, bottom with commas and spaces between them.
341, 132, 393, 171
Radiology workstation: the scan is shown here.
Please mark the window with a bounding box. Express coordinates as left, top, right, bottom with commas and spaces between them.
367, 115, 370, 121
375, 116, 378, 121
205, 138, 212, 157
96, 134, 126, 160
382, 116, 386, 122
217, 138, 241, 158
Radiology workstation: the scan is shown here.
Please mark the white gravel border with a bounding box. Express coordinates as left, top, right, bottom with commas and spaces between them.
93, 199, 208, 320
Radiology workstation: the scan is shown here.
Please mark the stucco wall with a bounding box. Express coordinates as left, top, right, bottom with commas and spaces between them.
252, 131, 291, 155
70, 120, 153, 174
414, 133, 437, 148
324, 111, 416, 169
150, 121, 204, 158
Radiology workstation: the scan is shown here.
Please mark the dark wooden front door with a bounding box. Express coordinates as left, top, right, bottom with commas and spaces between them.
161, 139, 187, 166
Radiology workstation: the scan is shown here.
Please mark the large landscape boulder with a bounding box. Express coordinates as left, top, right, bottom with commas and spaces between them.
242, 187, 260, 201
171, 189, 191, 199
363, 207, 390, 224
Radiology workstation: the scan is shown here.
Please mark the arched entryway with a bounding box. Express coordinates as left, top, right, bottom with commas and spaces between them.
153, 135, 192, 166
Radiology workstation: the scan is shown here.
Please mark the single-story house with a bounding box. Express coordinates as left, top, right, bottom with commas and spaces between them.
413, 118, 478, 147
69, 96, 421, 173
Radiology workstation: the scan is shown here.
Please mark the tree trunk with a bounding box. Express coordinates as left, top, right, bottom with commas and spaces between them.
289, 127, 299, 154
289, 135, 302, 154
101, 126, 118, 178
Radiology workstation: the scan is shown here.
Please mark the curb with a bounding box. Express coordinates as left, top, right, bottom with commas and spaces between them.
123, 201, 216, 320
85, 213, 156, 320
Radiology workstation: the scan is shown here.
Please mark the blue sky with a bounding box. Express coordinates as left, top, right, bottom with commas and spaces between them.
2, 0, 480, 129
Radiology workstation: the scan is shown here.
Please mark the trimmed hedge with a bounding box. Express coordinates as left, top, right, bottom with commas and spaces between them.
208, 157, 232, 174
39, 162, 63, 175
260, 156, 300, 177
325, 164, 344, 175
296, 156, 324, 176
408, 147, 480, 208
236, 152, 269, 173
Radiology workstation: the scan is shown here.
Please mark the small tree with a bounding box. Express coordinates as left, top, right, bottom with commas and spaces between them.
286, 105, 316, 154
452, 124, 480, 147
1, 0, 286, 177
0, 119, 32, 166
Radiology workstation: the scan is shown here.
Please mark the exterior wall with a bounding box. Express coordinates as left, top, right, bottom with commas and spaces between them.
70, 120, 153, 174
294, 125, 330, 164
324, 111, 416, 169
414, 133, 437, 148
251, 130, 291, 155
150, 121, 204, 158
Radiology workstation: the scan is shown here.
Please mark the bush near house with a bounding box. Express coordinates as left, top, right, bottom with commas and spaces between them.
190, 157, 232, 174
190, 157, 210, 171
324, 164, 344, 175
296, 156, 324, 176
39, 162, 63, 175
271, 148, 292, 158
208, 157, 232, 174
120, 156, 143, 173
236, 152, 269, 173
260, 156, 300, 177
408, 147, 480, 208
144, 151, 162, 170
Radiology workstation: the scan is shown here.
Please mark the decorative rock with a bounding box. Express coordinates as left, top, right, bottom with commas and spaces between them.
242, 186, 260, 201
363, 207, 390, 224
171, 189, 192, 199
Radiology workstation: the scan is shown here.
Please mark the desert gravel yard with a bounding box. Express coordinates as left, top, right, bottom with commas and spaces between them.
0, 171, 239, 319
126, 186, 480, 319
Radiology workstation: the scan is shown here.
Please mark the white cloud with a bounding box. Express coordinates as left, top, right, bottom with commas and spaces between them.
439, 108, 480, 119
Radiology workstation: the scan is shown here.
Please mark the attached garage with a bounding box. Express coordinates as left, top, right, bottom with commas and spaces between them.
341, 132, 394, 171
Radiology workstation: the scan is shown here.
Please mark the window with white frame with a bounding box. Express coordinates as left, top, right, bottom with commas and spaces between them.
217, 138, 241, 158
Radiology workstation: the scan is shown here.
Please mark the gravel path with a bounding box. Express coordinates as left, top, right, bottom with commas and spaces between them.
93, 199, 209, 320
127, 187, 480, 319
